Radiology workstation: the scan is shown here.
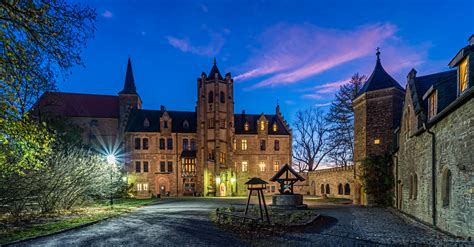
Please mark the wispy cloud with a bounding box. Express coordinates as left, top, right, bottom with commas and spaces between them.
301, 79, 348, 100
235, 23, 426, 89
102, 10, 113, 18
166, 30, 225, 57
314, 102, 332, 107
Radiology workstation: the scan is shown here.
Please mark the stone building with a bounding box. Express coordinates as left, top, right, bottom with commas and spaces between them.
36, 58, 292, 198
307, 165, 354, 199
393, 36, 473, 238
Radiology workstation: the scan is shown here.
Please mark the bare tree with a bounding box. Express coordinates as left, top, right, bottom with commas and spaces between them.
326, 73, 366, 167
292, 107, 334, 172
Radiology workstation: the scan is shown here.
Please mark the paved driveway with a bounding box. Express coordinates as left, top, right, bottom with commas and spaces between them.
13, 197, 466, 246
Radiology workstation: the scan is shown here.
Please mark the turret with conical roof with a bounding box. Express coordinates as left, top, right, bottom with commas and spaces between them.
352, 48, 405, 206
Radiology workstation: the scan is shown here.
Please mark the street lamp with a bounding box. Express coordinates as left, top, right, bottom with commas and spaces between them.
106, 154, 116, 207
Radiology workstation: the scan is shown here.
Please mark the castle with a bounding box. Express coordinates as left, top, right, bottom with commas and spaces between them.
308, 36, 473, 238
36, 60, 292, 197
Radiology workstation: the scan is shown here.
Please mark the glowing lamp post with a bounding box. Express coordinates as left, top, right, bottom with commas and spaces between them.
106, 154, 116, 206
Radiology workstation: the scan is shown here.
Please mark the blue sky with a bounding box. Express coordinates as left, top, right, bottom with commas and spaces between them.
61, 0, 473, 123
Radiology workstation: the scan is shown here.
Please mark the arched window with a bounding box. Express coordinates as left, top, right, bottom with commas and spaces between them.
208, 91, 214, 103
442, 169, 452, 207
320, 184, 325, 194
344, 183, 350, 195
413, 173, 418, 200
338, 184, 343, 195
220, 91, 225, 103
325, 184, 330, 194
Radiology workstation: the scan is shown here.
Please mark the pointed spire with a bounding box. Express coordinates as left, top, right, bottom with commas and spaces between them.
356, 48, 403, 97
119, 57, 138, 95
208, 57, 223, 80
276, 99, 280, 115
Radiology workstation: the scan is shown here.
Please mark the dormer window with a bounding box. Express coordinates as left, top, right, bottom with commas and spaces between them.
183, 120, 189, 129
428, 90, 437, 119
244, 122, 249, 131
459, 57, 468, 94
260, 120, 265, 131
272, 123, 277, 132
143, 118, 150, 128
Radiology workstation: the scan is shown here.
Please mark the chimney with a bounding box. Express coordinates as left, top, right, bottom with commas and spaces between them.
469, 34, 474, 46
242, 109, 245, 117
160, 105, 166, 112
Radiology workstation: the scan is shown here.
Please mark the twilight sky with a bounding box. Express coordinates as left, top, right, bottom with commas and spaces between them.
62, 0, 473, 123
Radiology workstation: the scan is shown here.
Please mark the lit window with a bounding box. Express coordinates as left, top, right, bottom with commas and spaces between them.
374, 139, 380, 145
273, 123, 277, 132
428, 91, 437, 119
260, 120, 265, 131
259, 161, 266, 172
273, 161, 280, 172
459, 58, 468, 94
137, 183, 142, 191
233, 139, 237, 150
143, 183, 149, 191
219, 152, 225, 164
244, 122, 249, 131
241, 139, 248, 150
242, 161, 248, 172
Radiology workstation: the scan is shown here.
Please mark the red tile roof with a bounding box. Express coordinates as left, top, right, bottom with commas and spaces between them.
37, 92, 119, 118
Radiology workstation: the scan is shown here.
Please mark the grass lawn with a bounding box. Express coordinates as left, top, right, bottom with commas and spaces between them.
0, 198, 155, 245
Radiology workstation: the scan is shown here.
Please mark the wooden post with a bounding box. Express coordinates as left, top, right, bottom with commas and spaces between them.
257, 189, 263, 221
260, 190, 270, 223
244, 189, 252, 215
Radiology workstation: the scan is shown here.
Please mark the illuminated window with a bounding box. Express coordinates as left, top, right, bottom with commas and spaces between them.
233, 139, 237, 150
273, 123, 277, 132
259, 161, 266, 172
374, 139, 380, 145
241, 139, 248, 150
242, 161, 248, 172
260, 120, 265, 131
183, 158, 196, 174
244, 122, 249, 131
273, 161, 280, 172
143, 183, 148, 191
428, 91, 437, 119
137, 183, 142, 191
219, 152, 225, 164
459, 58, 468, 94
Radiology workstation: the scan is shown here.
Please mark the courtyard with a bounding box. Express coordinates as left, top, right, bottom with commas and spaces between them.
10, 197, 465, 246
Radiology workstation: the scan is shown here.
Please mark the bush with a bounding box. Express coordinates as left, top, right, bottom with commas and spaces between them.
360, 155, 394, 206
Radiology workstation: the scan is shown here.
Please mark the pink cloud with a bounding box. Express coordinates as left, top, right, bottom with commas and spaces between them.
102, 10, 113, 18
166, 31, 225, 57
235, 23, 426, 89
301, 79, 348, 99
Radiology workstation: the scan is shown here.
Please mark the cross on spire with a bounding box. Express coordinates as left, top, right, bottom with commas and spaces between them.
376, 47, 381, 61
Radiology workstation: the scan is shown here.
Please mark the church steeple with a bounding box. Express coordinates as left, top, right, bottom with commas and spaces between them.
357, 48, 404, 96
119, 58, 138, 95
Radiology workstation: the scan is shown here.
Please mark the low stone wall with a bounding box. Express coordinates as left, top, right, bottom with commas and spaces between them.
308, 166, 355, 199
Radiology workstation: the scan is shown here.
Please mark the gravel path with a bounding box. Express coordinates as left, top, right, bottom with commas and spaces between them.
12, 198, 472, 246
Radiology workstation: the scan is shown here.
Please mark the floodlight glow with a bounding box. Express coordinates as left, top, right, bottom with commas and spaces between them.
106, 154, 116, 164
216, 177, 221, 184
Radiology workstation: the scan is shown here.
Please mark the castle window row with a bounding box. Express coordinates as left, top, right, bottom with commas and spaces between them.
159, 161, 173, 173
236, 139, 280, 151
134, 137, 198, 151
135, 161, 149, 173
136, 183, 148, 192
240, 160, 280, 173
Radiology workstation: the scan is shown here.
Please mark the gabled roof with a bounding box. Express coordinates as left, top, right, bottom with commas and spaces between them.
126, 109, 197, 133
207, 58, 223, 80
408, 70, 457, 119
270, 163, 305, 182
358, 50, 404, 96
118, 58, 138, 95
35, 92, 119, 118
245, 177, 268, 185
234, 113, 290, 135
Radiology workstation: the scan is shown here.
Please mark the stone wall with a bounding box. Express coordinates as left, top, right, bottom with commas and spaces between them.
396, 97, 473, 238
308, 166, 355, 199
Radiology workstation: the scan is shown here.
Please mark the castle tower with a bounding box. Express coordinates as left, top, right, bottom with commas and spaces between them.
196, 59, 235, 196
353, 49, 405, 205
118, 58, 142, 137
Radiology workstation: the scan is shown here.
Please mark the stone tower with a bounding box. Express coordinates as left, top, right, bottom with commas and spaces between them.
118, 58, 142, 137
353, 49, 405, 205
196, 59, 235, 196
